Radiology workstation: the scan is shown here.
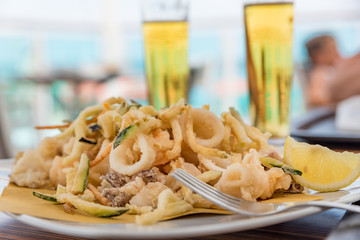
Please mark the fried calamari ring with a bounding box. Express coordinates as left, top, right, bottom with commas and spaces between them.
166, 117, 183, 160
184, 106, 228, 158
109, 133, 156, 175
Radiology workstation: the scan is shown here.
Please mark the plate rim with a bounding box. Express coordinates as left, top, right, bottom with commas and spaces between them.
5, 207, 322, 239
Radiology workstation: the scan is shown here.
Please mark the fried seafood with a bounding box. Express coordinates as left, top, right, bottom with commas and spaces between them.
10, 98, 303, 225
109, 133, 156, 175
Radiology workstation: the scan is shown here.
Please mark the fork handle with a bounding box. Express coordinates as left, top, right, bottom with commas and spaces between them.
307, 201, 360, 214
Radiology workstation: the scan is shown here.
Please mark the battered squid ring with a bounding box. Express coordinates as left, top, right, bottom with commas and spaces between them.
184, 108, 225, 148
109, 133, 156, 175
183, 106, 228, 158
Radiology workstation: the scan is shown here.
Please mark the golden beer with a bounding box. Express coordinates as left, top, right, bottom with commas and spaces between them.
245, 2, 294, 138
143, 21, 189, 110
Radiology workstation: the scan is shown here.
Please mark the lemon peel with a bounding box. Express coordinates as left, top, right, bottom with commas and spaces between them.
283, 137, 360, 192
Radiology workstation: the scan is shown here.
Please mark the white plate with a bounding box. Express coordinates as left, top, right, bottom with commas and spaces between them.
2, 159, 360, 239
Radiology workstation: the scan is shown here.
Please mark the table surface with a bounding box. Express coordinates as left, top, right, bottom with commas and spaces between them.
0, 147, 357, 240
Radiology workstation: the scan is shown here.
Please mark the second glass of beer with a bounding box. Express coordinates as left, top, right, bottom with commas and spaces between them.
142, 0, 189, 109
244, 0, 294, 140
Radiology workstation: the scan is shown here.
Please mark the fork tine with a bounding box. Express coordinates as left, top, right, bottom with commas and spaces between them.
172, 169, 243, 205
173, 169, 243, 205
172, 170, 248, 214
174, 169, 243, 204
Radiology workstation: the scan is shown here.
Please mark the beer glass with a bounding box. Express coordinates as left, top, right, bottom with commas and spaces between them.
244, 0, 294, 141
142, 0, 189, 110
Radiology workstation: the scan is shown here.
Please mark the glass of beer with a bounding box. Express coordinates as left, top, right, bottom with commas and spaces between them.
244, 0, 294, 142
142, 0, 189, 110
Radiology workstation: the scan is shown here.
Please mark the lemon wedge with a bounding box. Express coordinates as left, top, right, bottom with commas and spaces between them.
283, 137, 360, 192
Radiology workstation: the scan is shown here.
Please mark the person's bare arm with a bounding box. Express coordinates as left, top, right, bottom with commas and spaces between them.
307, 67, 333, 107
329, 54, 360, 102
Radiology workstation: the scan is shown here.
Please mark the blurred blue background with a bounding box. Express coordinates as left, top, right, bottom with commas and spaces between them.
0, 0, 360, 156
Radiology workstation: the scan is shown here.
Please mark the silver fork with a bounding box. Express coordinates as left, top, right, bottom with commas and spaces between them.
171, 168, 360, 216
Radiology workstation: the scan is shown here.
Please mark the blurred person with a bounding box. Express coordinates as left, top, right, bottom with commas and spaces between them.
305, 35, 360, 108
